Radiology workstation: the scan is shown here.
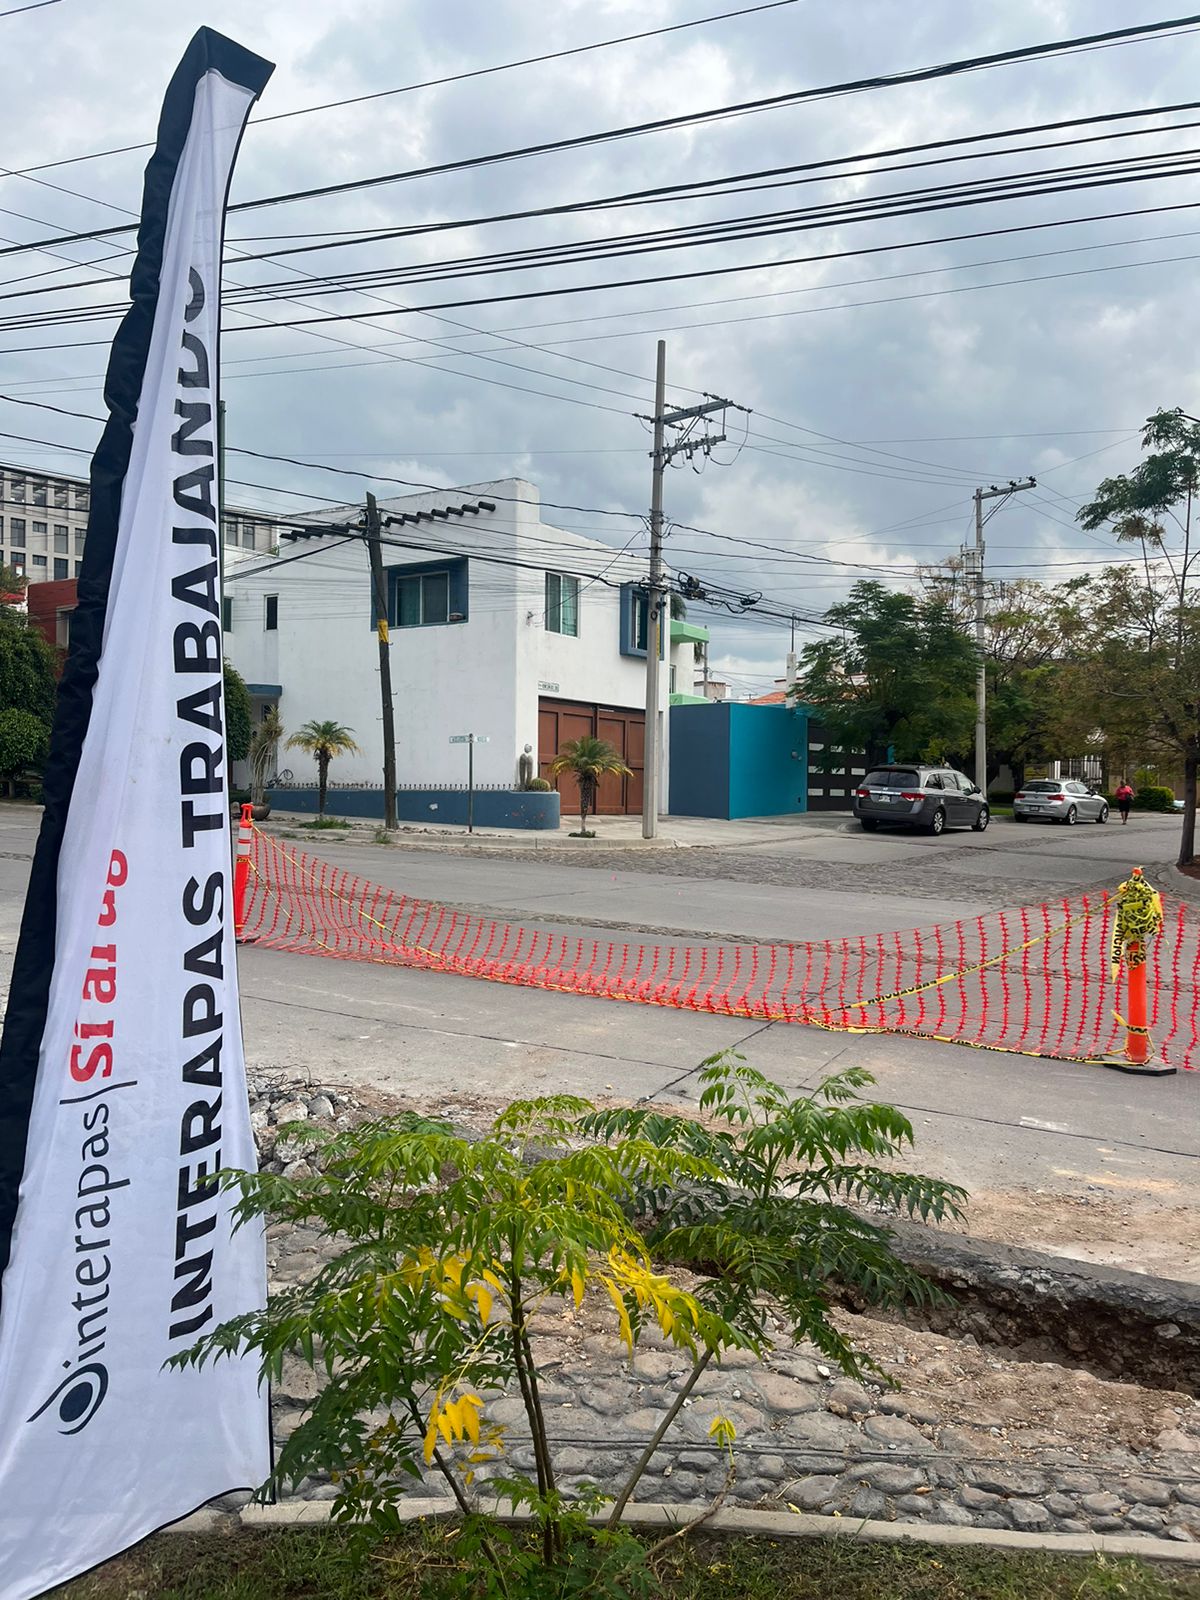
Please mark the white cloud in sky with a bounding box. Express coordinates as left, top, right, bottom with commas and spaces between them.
1, 0, 1196, 682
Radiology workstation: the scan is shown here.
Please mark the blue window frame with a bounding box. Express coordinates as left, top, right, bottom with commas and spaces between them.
619, 583, 664, 658
384, 556, 468, 628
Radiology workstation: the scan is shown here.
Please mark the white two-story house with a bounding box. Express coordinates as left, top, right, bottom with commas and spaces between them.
225, 479, 689, 817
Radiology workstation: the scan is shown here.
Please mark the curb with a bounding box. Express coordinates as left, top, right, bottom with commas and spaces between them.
163, 1498, 1200, 1565
1166, 862, 1200, 902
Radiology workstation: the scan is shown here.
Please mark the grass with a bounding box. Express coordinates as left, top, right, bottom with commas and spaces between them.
299, 816, 351, 830
50, 1526, 1200, 1600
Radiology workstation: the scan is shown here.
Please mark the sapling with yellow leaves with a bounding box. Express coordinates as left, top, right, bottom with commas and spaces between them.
173, 1055, 962, 1595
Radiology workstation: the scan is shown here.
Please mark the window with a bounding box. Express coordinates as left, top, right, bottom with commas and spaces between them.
53, 526, 69, 553
53, 483, 68, 509
863, 769, 919, 789
74, 531, 85, 554
632, 591, 648, 652
223, 517, 238, 545
73, 485, 89, 512
32, 521, 46, 537
55, 608, 72, 648
396, 570, 450, 627
242, 525, 256, 550
9, 519, 24, 548
10, 558, 24, 578
53, 558, 68, 580
31, 481, 46, 507
925, 774, 944, 790
544, 571, 579, 636
222, 596, 232, 632
264, 594, 278, 631
10, 478, 24, 503
32, 553, 46, 569
669, 664, 677, 693
74, 562, 82, 577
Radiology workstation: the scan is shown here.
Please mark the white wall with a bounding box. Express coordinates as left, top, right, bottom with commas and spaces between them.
224, 480, 668, 795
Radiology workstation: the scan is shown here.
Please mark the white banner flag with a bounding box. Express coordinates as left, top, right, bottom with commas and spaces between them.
0, 31, 274, 1600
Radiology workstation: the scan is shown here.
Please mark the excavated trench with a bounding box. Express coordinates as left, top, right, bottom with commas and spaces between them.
836, 1216, 1200, 1395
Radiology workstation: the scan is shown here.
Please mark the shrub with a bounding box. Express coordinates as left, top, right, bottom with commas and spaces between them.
224, 661, 252, 764
176, 1054, 963, 1590
0, 707, 49, 779
1132, 784, 1176, 812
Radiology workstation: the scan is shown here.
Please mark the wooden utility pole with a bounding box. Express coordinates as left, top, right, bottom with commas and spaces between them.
365, 492, 398, 829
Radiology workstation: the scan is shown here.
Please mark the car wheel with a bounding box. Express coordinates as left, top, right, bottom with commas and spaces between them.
1064, 805, 1077, 826
1013, 812, 1027, 822
1097, 804, 1109, 824
860, 817, 878, 832
972, 805, 990, 832
927, 808, 946, 837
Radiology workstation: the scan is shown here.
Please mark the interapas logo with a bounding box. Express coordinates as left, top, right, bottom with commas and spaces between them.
26, 1095, 128, 1436
28, 850, 132, 1437
28, 1361, 109, 1436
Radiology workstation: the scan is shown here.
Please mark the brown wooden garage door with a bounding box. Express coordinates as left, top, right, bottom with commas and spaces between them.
538, 697, 644, 815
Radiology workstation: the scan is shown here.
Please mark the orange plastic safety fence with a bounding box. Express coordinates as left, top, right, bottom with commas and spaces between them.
240, 830, 1200, 1068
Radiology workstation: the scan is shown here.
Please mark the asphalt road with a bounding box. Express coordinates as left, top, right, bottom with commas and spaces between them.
0, 806, 1194, 1277
259, 809, 1183, 941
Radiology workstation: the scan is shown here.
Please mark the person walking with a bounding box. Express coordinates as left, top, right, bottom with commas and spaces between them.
1116, 780, 1135, 824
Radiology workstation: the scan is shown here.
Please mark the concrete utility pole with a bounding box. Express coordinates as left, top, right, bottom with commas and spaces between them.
639, 340, 740, 839
365, 491, 398, 830
968, 478, 1036, 794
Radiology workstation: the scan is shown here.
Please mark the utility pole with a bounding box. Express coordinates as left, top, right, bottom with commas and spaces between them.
364, 492, 398, 830
639, 340, 743, 838
967, 478, 1036, 794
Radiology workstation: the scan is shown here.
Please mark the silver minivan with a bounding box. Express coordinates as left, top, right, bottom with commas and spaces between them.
1013, 779, 1109, 825
853, 765, 989, 836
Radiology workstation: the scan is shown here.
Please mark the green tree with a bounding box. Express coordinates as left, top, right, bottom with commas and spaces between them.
175, 1054, 962, 1589
286, 718, 362, 816
1078, 409, 1200, 862
795, 580, 976, 765
0, 708, 49, 782
549, 734, 632, 835
223, 661, 252, 766
0, 607, 57, 730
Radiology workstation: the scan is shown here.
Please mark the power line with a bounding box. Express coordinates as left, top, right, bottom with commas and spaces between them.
51, 198, 1194, 340
0, 1, 803, 178
12, 152, 1200, 323
5, 13, 1198, 254
0, 0, 59, 16
205, 102, 1200, 267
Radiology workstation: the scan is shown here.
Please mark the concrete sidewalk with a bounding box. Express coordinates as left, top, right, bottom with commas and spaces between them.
266, 808, 850, 851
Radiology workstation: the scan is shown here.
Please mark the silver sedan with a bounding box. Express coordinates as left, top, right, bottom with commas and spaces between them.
1013, 779, 1108, 825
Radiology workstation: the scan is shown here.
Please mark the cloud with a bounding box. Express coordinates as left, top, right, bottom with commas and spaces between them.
1, 0, 1194, 676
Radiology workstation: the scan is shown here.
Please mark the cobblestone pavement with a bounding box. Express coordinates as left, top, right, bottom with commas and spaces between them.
457, 847, 1069, 908
249, 1079, 1200, 1543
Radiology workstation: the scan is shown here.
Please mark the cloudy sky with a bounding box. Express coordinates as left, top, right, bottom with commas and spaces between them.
3, 0, 1198, 693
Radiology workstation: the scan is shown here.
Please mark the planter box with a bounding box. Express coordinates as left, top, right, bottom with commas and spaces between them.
269, 786, 560, 831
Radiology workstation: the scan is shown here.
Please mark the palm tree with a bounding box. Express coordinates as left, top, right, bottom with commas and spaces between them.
549, 735, 632, 835
248, 706, 284, 808
286, 719, 362, 816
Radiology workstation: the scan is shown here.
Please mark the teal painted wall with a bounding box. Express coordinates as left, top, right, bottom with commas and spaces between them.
727, 704, 807, 819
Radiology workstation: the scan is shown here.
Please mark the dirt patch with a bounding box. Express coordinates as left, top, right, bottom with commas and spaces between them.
947, 1188, 1199, 1286
829, 1308, 1195, 1458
